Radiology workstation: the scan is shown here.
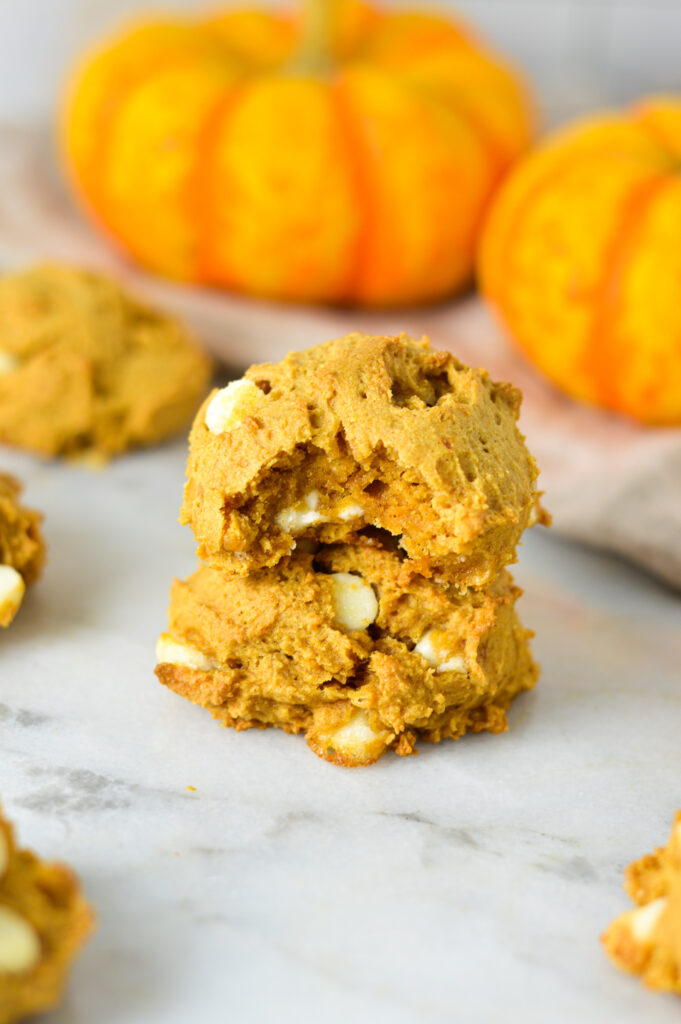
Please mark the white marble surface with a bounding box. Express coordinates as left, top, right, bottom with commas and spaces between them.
1, 439, 680, 1023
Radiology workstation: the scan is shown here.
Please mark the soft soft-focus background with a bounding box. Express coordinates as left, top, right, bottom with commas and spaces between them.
2, 0, 681, 124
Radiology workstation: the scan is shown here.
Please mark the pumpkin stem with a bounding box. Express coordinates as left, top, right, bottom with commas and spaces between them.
289, 0, 339, 74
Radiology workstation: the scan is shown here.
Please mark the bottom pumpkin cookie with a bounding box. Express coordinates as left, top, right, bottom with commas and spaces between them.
155, 540, 537, 766
0, 808, 93, 1024
602, 812, 681, 995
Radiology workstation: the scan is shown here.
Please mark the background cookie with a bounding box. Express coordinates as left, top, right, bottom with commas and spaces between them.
602, 812, 681, 995
0, 264, 213, 458
155, 541, 537, 766
0, 808, 93, 1024
0, 473, 45, 627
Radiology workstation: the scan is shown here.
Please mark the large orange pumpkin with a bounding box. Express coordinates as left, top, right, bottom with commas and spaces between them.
480, 96, 681, 426
63, 0, 533, 307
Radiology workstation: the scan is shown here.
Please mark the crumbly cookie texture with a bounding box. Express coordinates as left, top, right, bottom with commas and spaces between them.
155, 540, 537, 767
181, 333, 546, 587
0, 263, 212, 458
0, 474, 45, 627
0, 809, 93, 1024
603, 812, 681, 995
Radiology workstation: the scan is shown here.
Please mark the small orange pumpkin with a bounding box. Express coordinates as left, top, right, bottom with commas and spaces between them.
63, 0, 533, 308
479, 96, 681, 426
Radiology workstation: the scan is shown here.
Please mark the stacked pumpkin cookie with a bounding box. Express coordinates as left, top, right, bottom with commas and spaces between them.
155, 333, 545, 766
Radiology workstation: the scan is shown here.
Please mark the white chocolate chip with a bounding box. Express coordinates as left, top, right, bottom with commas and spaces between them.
275, 496, 364, 535
156, 633, 215, 671
625, 897, 668, 943
325, 710, 389, 764
414, 629, 466, 674
0, 906, 41, 973
0, 565, 25, 627
205, 378, 263, 435
0, 831, 8, 881
0, 352, 18, 375
337, 503, 364, 522
438, 654, 467, 673
330, 572, 378, 631
275, 491, 325, 533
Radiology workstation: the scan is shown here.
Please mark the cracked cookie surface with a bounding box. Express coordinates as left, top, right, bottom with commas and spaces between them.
0, 473, 45, 627
155, 540, 537, 766
0, 263, 212, 458
181, 332, 545, 587
603, 812, 681, 995
0, 809, 93, 1024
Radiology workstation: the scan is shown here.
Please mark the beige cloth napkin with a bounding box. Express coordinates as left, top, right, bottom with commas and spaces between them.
2, 124, 680, 590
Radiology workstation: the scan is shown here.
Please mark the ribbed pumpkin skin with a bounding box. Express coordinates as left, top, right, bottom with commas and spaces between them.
63, 3, 533, 308
479, 97, 681, 426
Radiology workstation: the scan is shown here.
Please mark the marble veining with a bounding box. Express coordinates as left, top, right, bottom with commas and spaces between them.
1, 441, 680, 1024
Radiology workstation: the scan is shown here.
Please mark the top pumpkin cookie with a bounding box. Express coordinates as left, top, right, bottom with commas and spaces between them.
182, 333, 544, 585
0, 264, 212, 458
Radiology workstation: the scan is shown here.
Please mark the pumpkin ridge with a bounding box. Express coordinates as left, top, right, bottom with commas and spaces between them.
480, 159, 558, 308
398, 73, 508, 292
482, 157, 583, 332
481, 125, 669, 324
584, 173, 675, 414
397, 70, 506, 195
330, 76, 374, 304
61, 23, 173, 198
84, 46, 225, 243
334, 65, 491, 305
190, 82, 250, 285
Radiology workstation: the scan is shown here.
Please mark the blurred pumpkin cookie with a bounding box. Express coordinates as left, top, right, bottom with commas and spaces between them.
0, 807, 93, 1024
0, 264, 212, 458
155, 539, 537, 766
603, 812, 681, 995
182, 332, 545, 587
0, 474, 45, 627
